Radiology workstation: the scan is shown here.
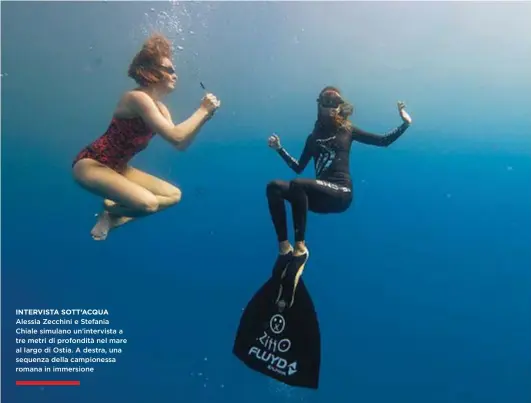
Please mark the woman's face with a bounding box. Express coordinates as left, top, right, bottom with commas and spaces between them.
317, 90, 343, 120
157, 57, 178, 92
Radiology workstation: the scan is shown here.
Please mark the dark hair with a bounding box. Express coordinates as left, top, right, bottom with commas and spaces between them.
128, 33, 173, 86
319, 86, 341, 97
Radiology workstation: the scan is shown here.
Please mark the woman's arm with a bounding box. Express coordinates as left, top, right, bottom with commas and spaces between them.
351, 101, 412, 147
127, 91, 216, 151
351, 122, 410, 147
276, 135, 314, 174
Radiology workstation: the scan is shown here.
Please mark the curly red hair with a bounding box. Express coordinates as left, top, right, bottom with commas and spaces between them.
128, 33, 173, 86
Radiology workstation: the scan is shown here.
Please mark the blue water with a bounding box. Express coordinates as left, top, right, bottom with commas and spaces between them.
2, 2, 531, 403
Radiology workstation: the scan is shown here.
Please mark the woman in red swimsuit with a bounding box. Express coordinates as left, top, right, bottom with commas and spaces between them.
72, 33, 220, 240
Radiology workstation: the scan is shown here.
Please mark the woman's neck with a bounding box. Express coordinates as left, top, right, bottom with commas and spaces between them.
138, 85, 165, 101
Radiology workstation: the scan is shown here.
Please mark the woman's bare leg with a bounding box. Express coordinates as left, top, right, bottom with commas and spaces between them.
100, 166, 182, 232
73, 159, 174, 240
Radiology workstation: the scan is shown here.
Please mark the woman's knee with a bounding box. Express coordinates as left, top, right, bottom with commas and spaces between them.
266, 180, 284, 198
136, 195, 160, 213
168, 187, 182, 205
104, 194, 159, 213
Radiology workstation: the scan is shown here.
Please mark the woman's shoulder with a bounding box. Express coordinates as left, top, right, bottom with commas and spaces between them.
113, 90, 153, 119
122, 89, 151, 104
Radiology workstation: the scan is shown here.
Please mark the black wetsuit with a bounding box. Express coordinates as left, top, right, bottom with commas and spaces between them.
267, 121, 410, 243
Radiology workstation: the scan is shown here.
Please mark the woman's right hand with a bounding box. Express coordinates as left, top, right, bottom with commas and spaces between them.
200, 93, 221, 115
268, 133, 281, 150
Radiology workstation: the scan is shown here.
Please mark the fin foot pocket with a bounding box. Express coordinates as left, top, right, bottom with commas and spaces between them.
272, 251, 294, 306
276, 252, 309, 309
272, 250, 293, 279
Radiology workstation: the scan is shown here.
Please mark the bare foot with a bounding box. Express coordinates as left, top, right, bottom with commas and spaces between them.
90, 211, 113, 241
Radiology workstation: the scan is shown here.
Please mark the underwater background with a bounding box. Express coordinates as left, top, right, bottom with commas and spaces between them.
1, 1, 530, 402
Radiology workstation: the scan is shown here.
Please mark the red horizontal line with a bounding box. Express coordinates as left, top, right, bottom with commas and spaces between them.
16, 380, 80, 386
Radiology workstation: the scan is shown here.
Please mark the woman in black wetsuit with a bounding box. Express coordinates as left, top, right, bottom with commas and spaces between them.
266, 86, 412, 305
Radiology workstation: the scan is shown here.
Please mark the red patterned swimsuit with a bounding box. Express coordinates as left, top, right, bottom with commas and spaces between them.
73, 116, 155, 172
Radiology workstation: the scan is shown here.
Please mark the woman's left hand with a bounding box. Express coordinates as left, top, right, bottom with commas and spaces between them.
397, 101, 412, 125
